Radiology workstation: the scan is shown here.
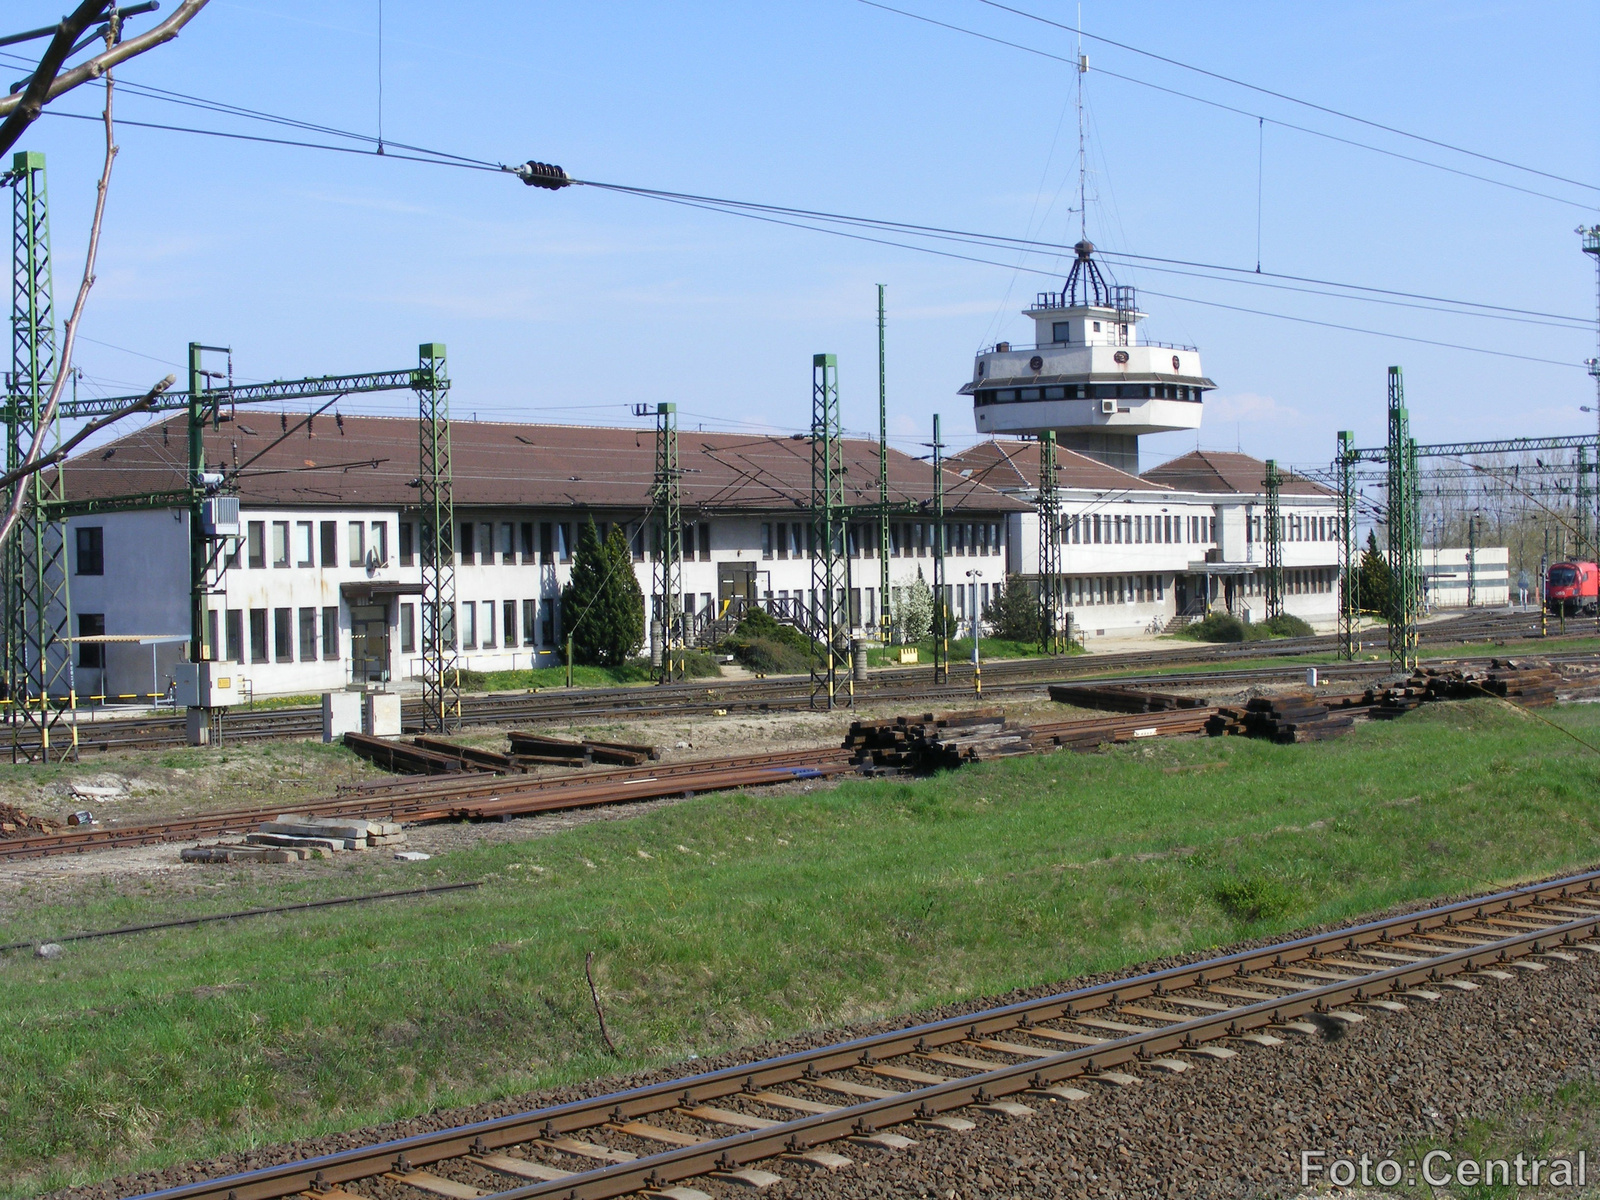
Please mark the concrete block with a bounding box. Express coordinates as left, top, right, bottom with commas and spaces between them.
365, 692, 402, 737
322, 692, 363, 743
245, 833, 352, 852
259, 819, 371, 842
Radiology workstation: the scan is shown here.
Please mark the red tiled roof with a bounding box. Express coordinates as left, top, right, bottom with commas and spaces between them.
61, 415, 1027, 514
944, 439, 1170, 493
1140, 450, 1331, 497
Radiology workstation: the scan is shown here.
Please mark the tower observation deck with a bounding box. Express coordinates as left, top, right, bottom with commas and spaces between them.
960, 241, 1212, 474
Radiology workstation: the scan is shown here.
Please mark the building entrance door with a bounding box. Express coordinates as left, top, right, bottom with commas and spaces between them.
350, 603, 390, 683
717, 561, 756, 614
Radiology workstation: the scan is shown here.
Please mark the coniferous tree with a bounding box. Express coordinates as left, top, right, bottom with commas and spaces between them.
983, 574, 1043, 643
560, 519, 645, 666
1357, 529, 1393, 617
604, 523, 646, 663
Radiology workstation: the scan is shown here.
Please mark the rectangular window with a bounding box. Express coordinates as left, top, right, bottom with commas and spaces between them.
558, 523, 573, 562
226, 609, 243, 663
503, 599, 518, 647
482, 600, 497, 649
273, 607, 293, 661
500, 522, 515, 563
247, 521, 266, 569
631, 523, 646, 562
479, 523, 493, 566
249, 608, 268, 662
399, 603, 415, 654
371, 522, 388, 565
272, 521, 290, 568
322, 606, 340, 660
348, 521, 366, 567
76, 612, 105, 668
75, 526, 104, 575
298, 607, 317, 660
521, 521, 536, 560
461, 601, 477, 649
320, 520, 338, 567
524, 599, 539, 647
543, 598, 557, 646
698, 523, 711, 561
762, 523, 773, 559
458, 521, 474, 565
295, 521, 314, 567
540, 522, 554, 564
399, 522, 415, 566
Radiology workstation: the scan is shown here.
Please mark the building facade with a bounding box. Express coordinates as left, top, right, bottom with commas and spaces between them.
61, 418, 1024, 700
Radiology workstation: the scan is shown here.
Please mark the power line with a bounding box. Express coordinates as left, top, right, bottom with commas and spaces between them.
972, 0, 1600, 196
856, 1, 1598, 212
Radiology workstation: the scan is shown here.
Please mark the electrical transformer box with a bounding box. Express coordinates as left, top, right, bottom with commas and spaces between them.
201, 496, 240, 538
173, 661, 240, 708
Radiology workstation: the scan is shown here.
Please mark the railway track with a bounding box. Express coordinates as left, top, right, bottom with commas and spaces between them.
130, 869, 1600, 1200
8, 610, 1559, 756
0, 709, 1215, 863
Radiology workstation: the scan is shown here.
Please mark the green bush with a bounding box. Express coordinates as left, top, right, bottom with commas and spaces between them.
1214, 876, 1295, 924
1252, 613, 1314, 639
728, 636, 814, 676
983, 575, 1042, 644
733, 606, 810, 650
1182, 612, 1247, 643
454, 668, 488, 689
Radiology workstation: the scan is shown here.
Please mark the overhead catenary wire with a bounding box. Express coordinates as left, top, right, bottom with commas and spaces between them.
856, 0, 1600, 212
971, 0, 1600, 196
17, 50, 1588, 330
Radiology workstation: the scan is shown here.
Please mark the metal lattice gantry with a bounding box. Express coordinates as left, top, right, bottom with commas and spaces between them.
1262, 458, 1285, 622
1384, 367, 1423, 670
416, 343, 458, 732
644, 401, 684, 684
877, 285, 891, 646
930, 413, 947, 683
1336, 431, 1359, 659
809, 353, 850, 709
4, 149, 74, 762
1038, 430, 1065, 654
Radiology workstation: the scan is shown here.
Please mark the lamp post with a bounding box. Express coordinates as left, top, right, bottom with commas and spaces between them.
966, 568, 983, 698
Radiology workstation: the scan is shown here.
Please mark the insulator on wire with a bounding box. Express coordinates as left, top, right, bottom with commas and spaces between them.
511, 160, 571, 189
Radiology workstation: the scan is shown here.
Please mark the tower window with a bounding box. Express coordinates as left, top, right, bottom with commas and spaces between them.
1092, 321, 1101, 332
1052, 321, 1071, 343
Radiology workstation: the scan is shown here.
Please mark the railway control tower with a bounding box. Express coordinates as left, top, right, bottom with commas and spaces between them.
960, 240, 1212, 473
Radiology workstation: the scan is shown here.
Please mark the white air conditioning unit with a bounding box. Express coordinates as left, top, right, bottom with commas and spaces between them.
1099, 398, 1117, 415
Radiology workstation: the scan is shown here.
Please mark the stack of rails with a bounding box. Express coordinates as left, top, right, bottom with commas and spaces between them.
1031, 706, 1216, 749
342, 732, 485, 775
1047, 683, 1210, 713
506, 731, 658, 766
1205, 694, 1357, 743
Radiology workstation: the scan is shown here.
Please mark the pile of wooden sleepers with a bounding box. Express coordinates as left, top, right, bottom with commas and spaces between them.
1369, 659, 1560, 719
844, 708, 1035, 772
1205, 693, 1358, 743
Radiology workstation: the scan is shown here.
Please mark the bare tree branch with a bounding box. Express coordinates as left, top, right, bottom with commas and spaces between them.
0, 374, 173, 494
0, 0, 209, 150
0, 1, 111, 157
0, 42, 118, 550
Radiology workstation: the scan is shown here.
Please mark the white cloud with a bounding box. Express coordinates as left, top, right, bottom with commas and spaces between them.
1203, 391, 1304, 426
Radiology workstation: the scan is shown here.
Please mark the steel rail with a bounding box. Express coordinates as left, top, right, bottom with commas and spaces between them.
1, 709, 1219, 862
2, 609, 1549, 755
129, 869, 1600, 1200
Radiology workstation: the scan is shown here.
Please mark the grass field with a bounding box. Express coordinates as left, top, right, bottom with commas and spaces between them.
4, 699, 1600, 1194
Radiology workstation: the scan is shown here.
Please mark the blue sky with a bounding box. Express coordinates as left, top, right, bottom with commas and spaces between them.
12, 0, 1599, 475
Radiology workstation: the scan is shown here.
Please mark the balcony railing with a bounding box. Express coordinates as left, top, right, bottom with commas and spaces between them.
979, 338, 1197, 356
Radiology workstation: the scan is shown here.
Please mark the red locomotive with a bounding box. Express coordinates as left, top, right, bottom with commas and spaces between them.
1546, 561, 1599, 615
